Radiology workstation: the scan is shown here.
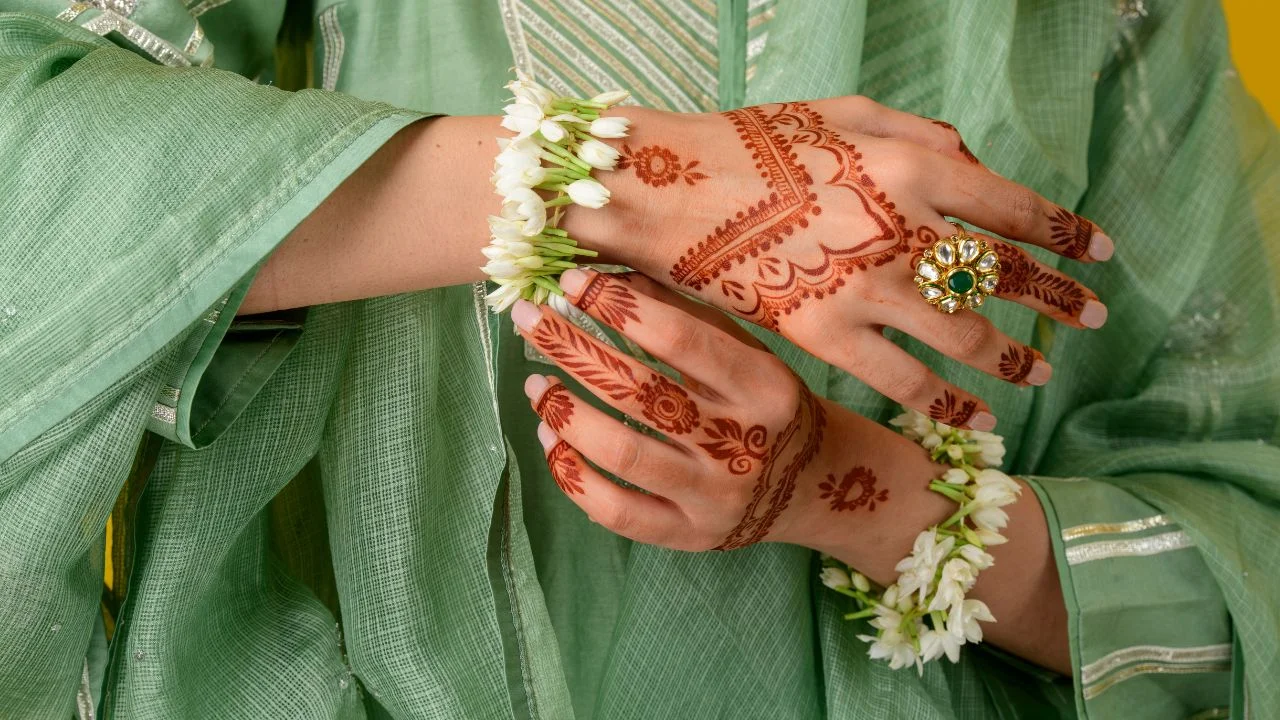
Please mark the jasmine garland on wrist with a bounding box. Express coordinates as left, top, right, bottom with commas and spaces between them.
820, 409, 1020, 674
483, 72, 631, 311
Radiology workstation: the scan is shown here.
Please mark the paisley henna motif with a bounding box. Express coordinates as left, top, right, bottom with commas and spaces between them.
698, 417, 768, 475
818, 466, 889, 513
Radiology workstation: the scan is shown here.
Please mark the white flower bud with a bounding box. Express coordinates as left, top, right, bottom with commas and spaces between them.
589, 116, 631, 138
500, 187, 547, 236
820, 567, 852, 591
590, 90, 630, 106
578, 138, 620, 170
851, 572, 871, 593
566, 178, 610, 208
942, 468, 970, 485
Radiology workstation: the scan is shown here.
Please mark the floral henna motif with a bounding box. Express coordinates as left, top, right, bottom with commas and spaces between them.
634, 374, 700, 435
818, 466, 889, 513
532, 313, 700, 435
670, 103, 915, 330
717, 388, 827, 550
698, 417, 768, 475
994, 243, 1088, 317
547, 441, 584, 495
577, 273, 641, 330
929, 119, 980, 165
997, 344, 1037, 384
535, 383, 575, 432
1046, 206, 1094, 259
929, 390, 978, 427
618, 144, 709, 187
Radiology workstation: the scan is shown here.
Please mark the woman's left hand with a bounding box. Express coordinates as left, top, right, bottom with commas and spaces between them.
512, 268, 948, 557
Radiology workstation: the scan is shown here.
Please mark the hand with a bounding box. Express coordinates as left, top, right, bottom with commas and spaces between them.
567, 99, 1113, 431
511, 269, 948, 557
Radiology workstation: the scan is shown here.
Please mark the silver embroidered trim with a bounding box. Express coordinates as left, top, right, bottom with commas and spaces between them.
1065, 530, 1193, 566
76, 657, 95, 720
1061, 513, 1174, 542
471, 282, 501, 422
151, 403, 176, 425
91, 0, 137, 16
159, 385, 181, 404
82, 12, 191, 67
204, 307, 221, 325
57, 3, 93, 22
1082, 661, 1231, 701
1081, 643, 1232, 686
318, 5, 345, 92
184, 21, 205, 55
187, 0, 233, 17
497, 0, 535, 81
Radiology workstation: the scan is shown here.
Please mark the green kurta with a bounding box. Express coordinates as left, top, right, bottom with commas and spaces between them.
0, 1, 1276, 719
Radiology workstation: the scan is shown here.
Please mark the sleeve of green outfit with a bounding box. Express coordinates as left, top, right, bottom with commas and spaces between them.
0, 10, 426, 462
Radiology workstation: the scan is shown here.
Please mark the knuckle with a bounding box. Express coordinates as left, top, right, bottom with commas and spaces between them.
882, 369, 931, 404
951, 317, 994, 359
609, 433, 642, 477
1006, 188, 1042, 236
663, 319, 703, 358
595, 501, 637, 536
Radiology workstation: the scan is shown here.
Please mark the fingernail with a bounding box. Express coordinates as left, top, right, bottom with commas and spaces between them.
1080, 300, 1109, 329
512, 299, 541, 331
970, 412, 997, 432
1026, 360, 1053, 386
1087, 232, 1114, 262
524, 374, 549, 401
559, 268, 590, 297
536, 421, 557, 450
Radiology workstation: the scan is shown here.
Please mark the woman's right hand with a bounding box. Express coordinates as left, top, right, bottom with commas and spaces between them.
567, 97, 1112, 431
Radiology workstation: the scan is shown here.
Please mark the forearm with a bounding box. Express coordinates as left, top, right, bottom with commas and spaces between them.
803, 405, 1070, 674
239, 115, 501, 315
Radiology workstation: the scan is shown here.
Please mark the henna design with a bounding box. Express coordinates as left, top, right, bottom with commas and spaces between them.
670, 103, 915, 330
1046, 206, 1094, 259
717, 388, 827, 550
547, 441, 584, 495
634, 374, 700, 435
578, 273, 641, 330
818, 466, 889, 513
618, 144, 709, 187
994, 242, 1088, 317
998, 344, 1037, 384
532, 313, 700, 435
929, 119, 980, 165
535, 384, 575, 432
698, 417, 768, 475
929, 390, 978, 427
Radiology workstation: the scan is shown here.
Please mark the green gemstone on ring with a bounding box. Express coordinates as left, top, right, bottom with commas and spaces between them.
947, 269, 976, 294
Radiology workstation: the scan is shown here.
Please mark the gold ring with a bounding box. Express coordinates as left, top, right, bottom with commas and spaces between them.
914, 224, 1000, 313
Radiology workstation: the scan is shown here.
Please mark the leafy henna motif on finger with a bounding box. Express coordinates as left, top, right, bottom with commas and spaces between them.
618, 144, 709, 187
577, 273, 641, 330
929, 390, 978, 427
717, 388, 827, 550
1046, 206, 1094, 259
994, 242, 1088, 317
670, 103, 917, 330
997, 344, 1038, 384
698, 417, 768, 475
535, 384, 575, 432
531, 313, 700, 435
547, 441, 585, 495
818, 466, 889, 512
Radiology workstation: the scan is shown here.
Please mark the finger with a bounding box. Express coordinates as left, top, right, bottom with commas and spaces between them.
924, 156, 1115, 262
525, 374, 694, 499
512, 300, 710, 439
554, 270, 766, 398
871, 297, 1052, 386
567, 269, 767, 351
536, 421, 689, 547
988, 238, 1108, 329
833, 328, 997, 431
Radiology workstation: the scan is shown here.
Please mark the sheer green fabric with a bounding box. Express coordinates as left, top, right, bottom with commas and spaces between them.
0, 1, 1276, 719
